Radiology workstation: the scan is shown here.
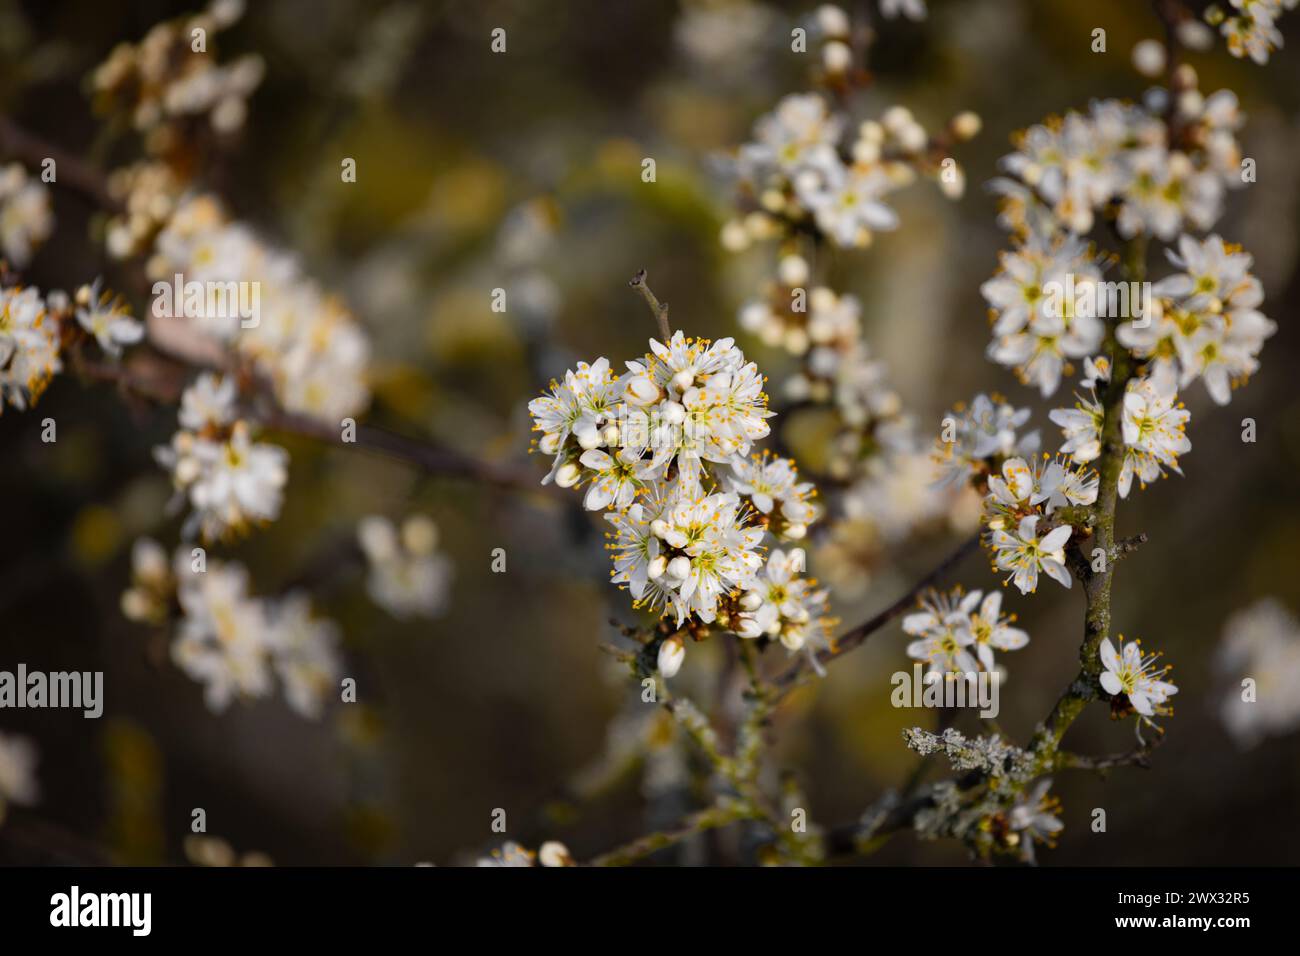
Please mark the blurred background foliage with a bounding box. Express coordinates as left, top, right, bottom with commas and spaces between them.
1, 0, 1298, 865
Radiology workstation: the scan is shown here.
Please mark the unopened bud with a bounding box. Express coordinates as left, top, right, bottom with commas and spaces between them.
658, 635, 686, 678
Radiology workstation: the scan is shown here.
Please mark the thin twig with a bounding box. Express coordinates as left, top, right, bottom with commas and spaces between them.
629, 269, 672, 341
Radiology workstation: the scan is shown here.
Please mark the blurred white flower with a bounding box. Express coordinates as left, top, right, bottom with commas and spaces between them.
358, 515, 452, 619
0, 163, 53, 268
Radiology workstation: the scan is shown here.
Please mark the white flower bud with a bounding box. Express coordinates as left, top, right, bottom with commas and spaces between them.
647, 554, 668, 579
666, 556, 691, 583
671, 369, 695, 393
739, 301, 771, 332
539, 432, 562, 455
601, 423, 621, 446
951, 111, 982, 141
1131, 39, 1167, 79
882, 106, 914, 134
623, 373, 662, 406
851, 138, 881, 164
555, 463, 581, 488
898, 121, 928, 154
720, 219, 750, 251
661, 400, 686, 425
783, 327, 810, 356
822, 40, 852, 74
736, 616, 764, 639
778, 254, 810, 287
816, 4, 850, 37
650, 518, 671, 539
739, 591, 763, 611
538, 841, 573, 867
658, 635, 685, 678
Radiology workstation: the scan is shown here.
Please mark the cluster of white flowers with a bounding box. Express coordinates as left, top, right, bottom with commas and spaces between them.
357, 515, 452, 619
476, 840, 573, 867
995, 80, 1244, 241
1099, 636, 1179, 720
0, 163, 53, 268
1208, 0, 1296, 63
154, 372, 289, 541
981, 233, 1104, 396
148, 195, 371, 422
1118, 234, 1275, 406
530, 332, 835, 673
933, 393, 1040, 486
903, 587, 1029, 675
725, 91, 976, 254
0, 731, 39, 816
0, 284, 61, 412
103, 161, 184, 259
122, 537, 342, 718
1216, 598, 1300, 748
90, 0, 263, 151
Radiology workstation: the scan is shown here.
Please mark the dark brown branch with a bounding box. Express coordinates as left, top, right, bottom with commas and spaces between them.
773, 533, 981, 695
0, 114, 121, 212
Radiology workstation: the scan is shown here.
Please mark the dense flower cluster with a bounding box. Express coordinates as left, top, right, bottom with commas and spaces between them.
530, 332, 834, 672
148, 195, 371, 422
1207, 0, 1296, 63
726, 92, 974, 253
154, 372, 289, 541
1118, 234, 1275, 405
0, 283, 61, 412
903, 587, 1029, 675
994, 82, 1246, 242
121, 537, 342, 718
0, 162, 53, 268
90, 0, 263, 154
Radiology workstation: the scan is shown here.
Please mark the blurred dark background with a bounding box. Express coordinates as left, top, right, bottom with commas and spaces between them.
1, 0, 1297, 865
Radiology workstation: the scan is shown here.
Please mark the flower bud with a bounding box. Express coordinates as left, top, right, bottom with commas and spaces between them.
736, 616, 764, 639
822, 40, 852, 74
816, 4, 850, 38
658, 635, 686, 678
623, 374, 661, 406
539, 432, 562, 455
555, 462, 581, 488
951, 111, 982, 141
778, 254, 810, 287
650, 519, 671, 539
661, 400, 686, 425
647, 554, 668, 579
666, 555, 691, 582
739, 591, 763, 611
538, 841, 574, 867
671, 369, 695, 393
